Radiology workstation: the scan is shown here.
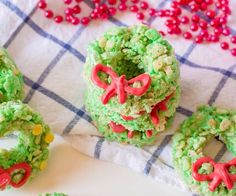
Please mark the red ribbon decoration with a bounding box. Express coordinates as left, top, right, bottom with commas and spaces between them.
109, 121, 126, 133
121, 114, 134, 121
109, 121, 153, 139
192, 157, 236, 192
150, 94, 172, 126
91, 64, 151, 104
0, 163, 31, 190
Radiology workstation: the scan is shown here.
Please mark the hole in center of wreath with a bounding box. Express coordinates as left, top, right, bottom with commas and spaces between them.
110, 58, 145, 80
0, 132, 18, 151
203, 136, 234, 161
101, 49, 146, 80
11, 168, 27, 184
98, 58, 146, 86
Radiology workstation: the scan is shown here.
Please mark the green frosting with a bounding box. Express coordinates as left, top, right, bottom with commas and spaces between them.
84, 25, 180, 146
0, 101, 54, 188
0, 48, 24, 102
172, 105, 236, 196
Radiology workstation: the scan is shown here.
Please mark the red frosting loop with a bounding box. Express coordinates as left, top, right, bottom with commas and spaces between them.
91, 64, 151, 104
127, 131, 134, 138
192, 157, 236, 192
150, 94, 172, 126
121, 115, 134, 121
109, 121, 153, 139
0, 170, 10, 190
0, 163, 31, 190
109, 121, 127, 133
146, 130, 153, 138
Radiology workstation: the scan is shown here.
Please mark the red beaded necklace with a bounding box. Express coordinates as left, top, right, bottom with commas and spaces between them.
37, 0, 236, 57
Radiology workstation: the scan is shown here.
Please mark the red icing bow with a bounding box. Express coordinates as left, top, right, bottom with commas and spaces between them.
192, 157, 236, 192
0, 163, 31, 190
91, 64, 151, 104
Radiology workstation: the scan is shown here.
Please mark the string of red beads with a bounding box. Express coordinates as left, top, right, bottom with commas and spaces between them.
37, 0, 236, 57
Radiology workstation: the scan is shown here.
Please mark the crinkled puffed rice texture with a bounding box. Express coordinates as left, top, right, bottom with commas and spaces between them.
0, 48, 24, 102
0, 101, 53, 182
83, 25, 180, 116
173, 105, 236, 196
84, 86, 179, 146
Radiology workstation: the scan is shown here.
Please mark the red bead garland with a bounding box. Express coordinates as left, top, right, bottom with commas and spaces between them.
151, 0, 235, 57
231, 36, 236, 44
136, 12, 145, 20
231, 48, 236, 56
183, 32, 192, 39
37, 0, 236, 57
221, 42, 229, 50
81, 17, 90, 25
73, 5, 81, 14
118, 3, 127, 11
54, 15, 64, 23
140, 1, 149, 10
44, 10, 54, 18
38, 1, 47, 9
130, 5, 139, 12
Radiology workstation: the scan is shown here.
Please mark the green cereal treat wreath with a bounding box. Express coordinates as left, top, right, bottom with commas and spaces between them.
0, 101, 54, 190
84, 25, 180, 146
0, 48, 24, 102
172, 105, 236, 196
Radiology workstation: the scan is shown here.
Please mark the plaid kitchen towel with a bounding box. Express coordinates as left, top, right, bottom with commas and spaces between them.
0, 0, 236, 193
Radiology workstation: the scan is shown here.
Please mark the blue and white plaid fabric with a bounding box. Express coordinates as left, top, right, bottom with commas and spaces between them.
0, 0, 236, 193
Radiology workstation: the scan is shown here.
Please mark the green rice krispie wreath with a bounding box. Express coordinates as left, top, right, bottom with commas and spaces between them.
172, 105, 236, 196
0, 48, 53, 190
0, 101, 54, 190
84, 25, 180, 146
0, 48, 24, 102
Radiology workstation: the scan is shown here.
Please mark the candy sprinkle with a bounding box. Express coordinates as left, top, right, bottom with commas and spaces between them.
32, 124, 43, 136
44, 133, 54, 143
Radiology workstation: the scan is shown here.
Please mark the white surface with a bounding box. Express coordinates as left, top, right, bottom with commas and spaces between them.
0, 136, 190, 196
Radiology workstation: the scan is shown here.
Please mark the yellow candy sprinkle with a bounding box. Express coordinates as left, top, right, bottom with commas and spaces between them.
32, 124, 43, 136
13, 69, 20, 76
39, 161, 47, 170
44, 133, 54, 144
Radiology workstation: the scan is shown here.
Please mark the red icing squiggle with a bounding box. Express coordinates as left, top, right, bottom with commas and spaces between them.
121, 115, 134, 121
91, 64, 151, 104
192, 157, 236, 192
121, 94, 173, 122
109, 121, 153, 139
150, 94, 172, 126
0, 171, 10, 190
146, 130, 153, 138
109, 121, 126, 133
127, 131, 134, 139
0, 163, 31, 190
137, 111, 145, 115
